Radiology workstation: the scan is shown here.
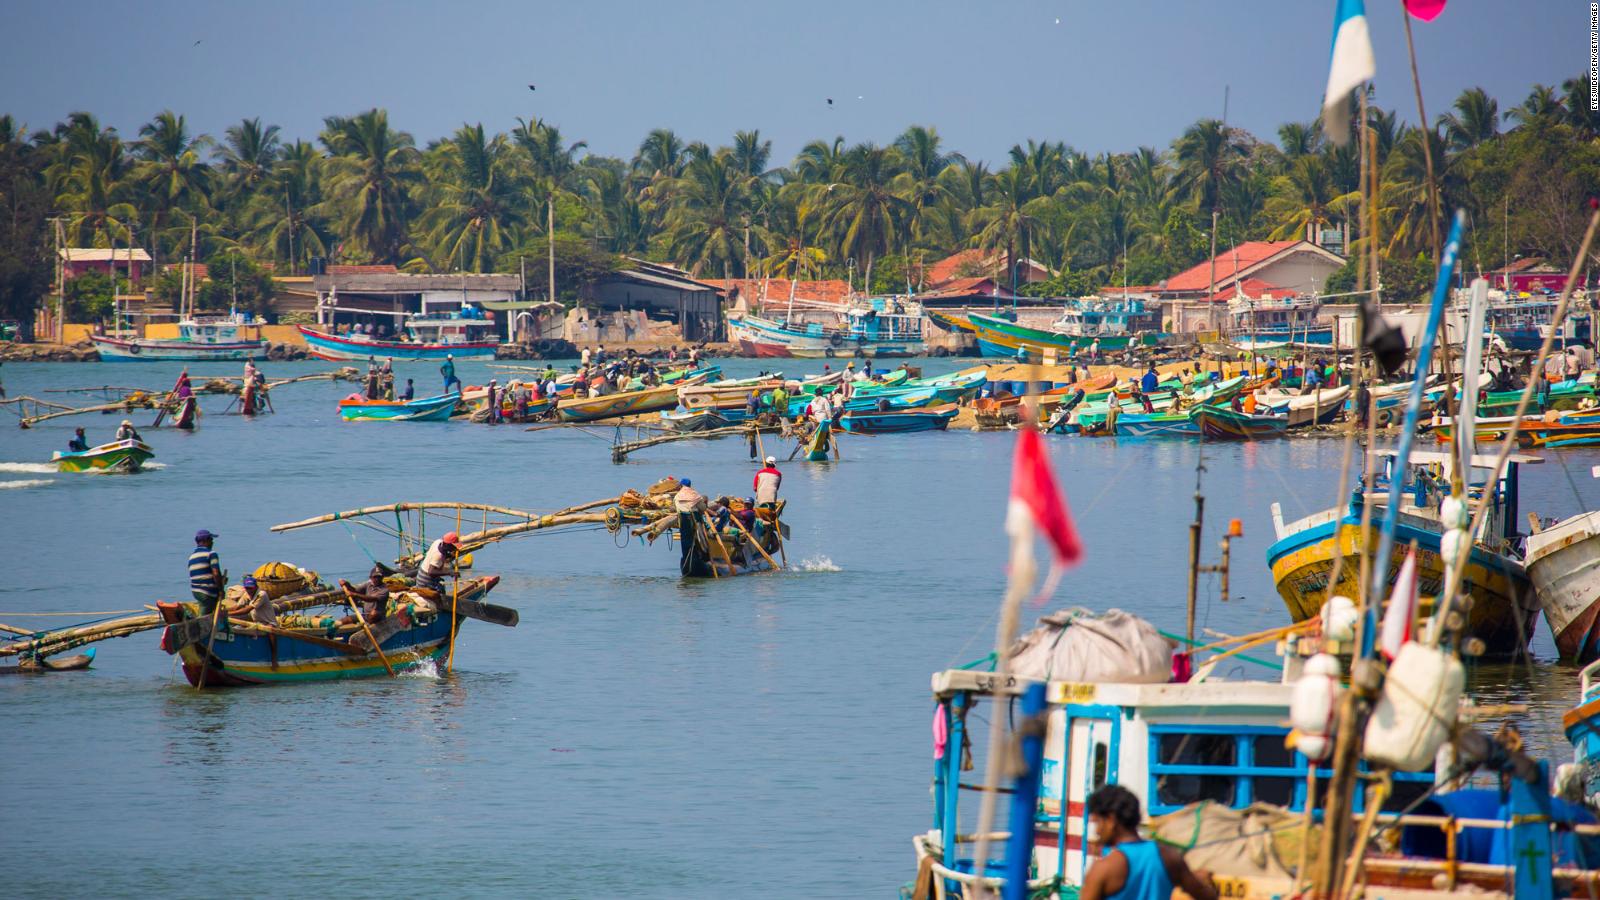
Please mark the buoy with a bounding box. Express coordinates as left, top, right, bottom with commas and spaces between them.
1321, 595, 1359, 643
1290, 653, 1342, 760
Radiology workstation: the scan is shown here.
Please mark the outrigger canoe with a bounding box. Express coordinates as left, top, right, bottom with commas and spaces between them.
53, 439, 154, 473
839, 403, 958, 434
157, 575, 512, 686
339, 392, 460, 422
557, 380, 697, 423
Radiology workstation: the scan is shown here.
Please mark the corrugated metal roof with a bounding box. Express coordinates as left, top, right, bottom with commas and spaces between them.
61, 248, 152, 262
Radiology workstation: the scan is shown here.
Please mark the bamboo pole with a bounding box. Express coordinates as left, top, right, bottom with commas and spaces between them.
272, 502, 547, 533
724, 512, 783, 573
195, 602, 224, 691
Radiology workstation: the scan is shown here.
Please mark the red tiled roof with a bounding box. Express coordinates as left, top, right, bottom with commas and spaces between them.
161, 262, 209, 280
1487, 257, 1556, 275
328, 264, 399, 275
926, 250, 989, 286
704, 278, 853, 306
921, 276, 1011, 297
1213, 278, 1297, 301
1162, 241, 1303, 292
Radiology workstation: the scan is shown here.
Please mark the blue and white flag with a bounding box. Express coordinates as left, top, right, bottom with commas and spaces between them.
1322, 0, 1376, 145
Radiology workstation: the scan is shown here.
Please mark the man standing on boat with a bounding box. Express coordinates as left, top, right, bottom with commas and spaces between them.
415, 532, 460, 595
441, 354, 461, 395
189, 530, 225, 619
754, 457, 782, 508
1080, 785, 1216, 900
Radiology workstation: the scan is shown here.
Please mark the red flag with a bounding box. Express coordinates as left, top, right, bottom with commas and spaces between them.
1007, 429, 1083, 604
1379, 549, 1420, 660
1404, 0, 1446, 21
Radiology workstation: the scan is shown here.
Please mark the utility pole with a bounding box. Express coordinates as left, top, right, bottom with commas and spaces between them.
547, 197, 557, 304
49, 216, 65, 342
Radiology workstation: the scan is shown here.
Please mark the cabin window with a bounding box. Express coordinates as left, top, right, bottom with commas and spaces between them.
1091, 742, 1109, 790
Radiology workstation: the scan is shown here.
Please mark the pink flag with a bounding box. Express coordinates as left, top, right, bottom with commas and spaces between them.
1404, 0, 1446, 21
1380, 549, 1420, 660
933, 703, 948, 760
1008, 429, 1083, 603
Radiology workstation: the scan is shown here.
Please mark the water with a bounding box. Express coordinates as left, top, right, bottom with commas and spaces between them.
2, 358, 1596, 897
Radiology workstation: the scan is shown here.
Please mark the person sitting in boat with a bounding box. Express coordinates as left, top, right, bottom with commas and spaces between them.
1079, 784, 1217, 900
115, 419, 141, 442
673, 478, 707, 514
228, 575, 278, 627
68, 427, 89, 452
736, 497, 758, 536
402, 378, 415, 401
414, 533, 461, 596
1140, 363, 1159, 394
338, 567, 392, 625
1230, 394, 1244, 414
876, 397, 892, 413
1133, 388, 1154, 414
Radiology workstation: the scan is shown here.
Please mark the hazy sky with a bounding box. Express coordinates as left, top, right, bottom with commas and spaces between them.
0, 0, 1580, 165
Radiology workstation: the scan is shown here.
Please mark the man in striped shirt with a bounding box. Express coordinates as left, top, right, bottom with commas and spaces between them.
189, 530, 225, 616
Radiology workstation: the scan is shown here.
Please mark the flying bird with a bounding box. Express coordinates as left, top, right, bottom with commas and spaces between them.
193, 39, 202, 46
826, 98, 833, 106
528, 84, 536, 91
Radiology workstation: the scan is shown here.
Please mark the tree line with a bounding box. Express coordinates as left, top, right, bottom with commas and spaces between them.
1, 75, 1598, 326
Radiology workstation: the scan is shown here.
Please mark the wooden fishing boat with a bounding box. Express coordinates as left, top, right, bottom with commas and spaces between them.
1187, 404, 1289, 440
157, 575, 512, 686
802, 421, 835, 460
338, 392, 460, 422
967, 311, 1145, 360
1, 647, 95, 675
839, 403, 957, 434
1254, 384, 1351, 428
53, 439, 154, 473
677, 378, 783, 410
671, 507, 786, 578
95, 314, 267, 362
1526, 499, 1600, 662
1112, 411, 1200, 437
660, 407, 731, 432
556, 380, 694, 422
1517, 409, 1600, 448
297, 323, 497, 361
1267, 449, 1541, 657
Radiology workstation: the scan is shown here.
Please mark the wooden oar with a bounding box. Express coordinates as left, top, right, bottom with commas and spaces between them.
195, 601, 224, 691
725, 513, 783, 573
342, 588, 396, 677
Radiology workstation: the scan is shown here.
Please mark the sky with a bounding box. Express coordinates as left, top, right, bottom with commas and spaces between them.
0, 0, 1581, 165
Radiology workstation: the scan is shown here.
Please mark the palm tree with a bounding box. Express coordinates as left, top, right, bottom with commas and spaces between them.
135, 111, 213, 262
245, 139, 329, 273
1561, 75, 1600, 137
1440, 87, 1500, 151
1263, 155, 1356, 244
420, 123, 524, 272
662, 153, 752, 279
1381, 126, 1455, 259
318, 109, 420, 263
731, 130, 772, 180
49, 112, 138, 248
790, 136, 847, 185
972, 167, 1041, 292
632, 128, 686, 183
218, 118, 281, 208
584, 164, 650, 254
1278, 122, 1323, 160
821, 143, 909, 292
891, 125, 956, 243
1506, 84, 1564, 127
1173, 119, 1245, 295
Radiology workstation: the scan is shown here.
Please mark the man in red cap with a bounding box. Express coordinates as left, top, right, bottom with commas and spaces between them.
415, 531, 460, 595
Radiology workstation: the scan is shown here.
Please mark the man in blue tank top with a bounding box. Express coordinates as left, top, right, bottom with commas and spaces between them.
1081, 785, 1216, 900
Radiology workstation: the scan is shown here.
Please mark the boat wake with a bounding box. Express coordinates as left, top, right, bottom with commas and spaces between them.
0, 462, 56, 474
0, 478, 54, 490
400, 658, 441, 679
796, 555, 841, 572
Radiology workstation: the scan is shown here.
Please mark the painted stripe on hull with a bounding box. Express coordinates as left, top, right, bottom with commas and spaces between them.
93, 336, 266, 362
298, 327, 498, 361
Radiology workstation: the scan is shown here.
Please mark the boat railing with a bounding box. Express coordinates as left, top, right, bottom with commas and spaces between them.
1581, 657, 1600, 701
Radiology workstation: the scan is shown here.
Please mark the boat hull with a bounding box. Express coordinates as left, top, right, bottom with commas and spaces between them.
1113, 413, 1200, 437
92, 334, 265, 362
839, 404, 957, 433
1189, 405, 1289, 440
968, 313, 1141, 360
1526, 513, 1600, 661
728, 315, 924, 358
299, 326, 497, 361
339, 393, 460, 422
53, 439, 154, 472
1267, 514, 1536, 657
557, 383, 684, 422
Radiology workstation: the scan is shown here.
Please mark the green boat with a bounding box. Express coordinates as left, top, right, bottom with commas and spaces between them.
53, 439, 155, 473
968, 312, 1153, 361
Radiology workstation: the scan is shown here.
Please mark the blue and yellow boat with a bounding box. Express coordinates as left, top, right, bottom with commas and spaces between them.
339, 392, 460, 422
1266, 449, 1541, 658
157, 575, 511, 686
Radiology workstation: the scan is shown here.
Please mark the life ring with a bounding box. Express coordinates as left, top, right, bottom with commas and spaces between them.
535, 339, 553, 354
828, 332, 844, 347
1373, 407, 1394, 428
128, 343, 142, 356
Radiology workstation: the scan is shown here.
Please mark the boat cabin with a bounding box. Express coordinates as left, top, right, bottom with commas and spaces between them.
1368, 449, 1541, 549
837, 297, 925, 342
1226, 294, 1327, 343
404, 308, 500, 346
180, 313, 262, 345
920, 665, 1436, 893
1050, 298, 1158, 339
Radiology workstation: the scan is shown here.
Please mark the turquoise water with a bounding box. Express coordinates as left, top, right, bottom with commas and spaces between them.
0, 358, 1593, 897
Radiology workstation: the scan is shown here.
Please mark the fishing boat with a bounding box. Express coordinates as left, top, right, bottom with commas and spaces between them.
668, 504, 787, 578
1112, 411, 1199, 437
556, 380, 695, 423
1267, 449, 1541, 657
728, 297, 926, 358
1564, 660, 1600, 805
156, 574, 511, 686
801, 421, 835, 460
1254, 384, 1351, 428
968, 312, 1140, 361
1187, 404, 1289, 440
93, 313, 267, 362
338, 392, 460, 422
1517, 409, 1600, 448
1457, 288, 1591, 351
52, 439, 154, 473
298, 309, 500, 362
838, 403, 957, 434
1526, 477, 1600, 661
1225, 293, 1331, 347
660, 407, 731, 432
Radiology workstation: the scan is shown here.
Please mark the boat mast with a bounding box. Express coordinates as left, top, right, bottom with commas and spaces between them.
1185, 454, 1205, 645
